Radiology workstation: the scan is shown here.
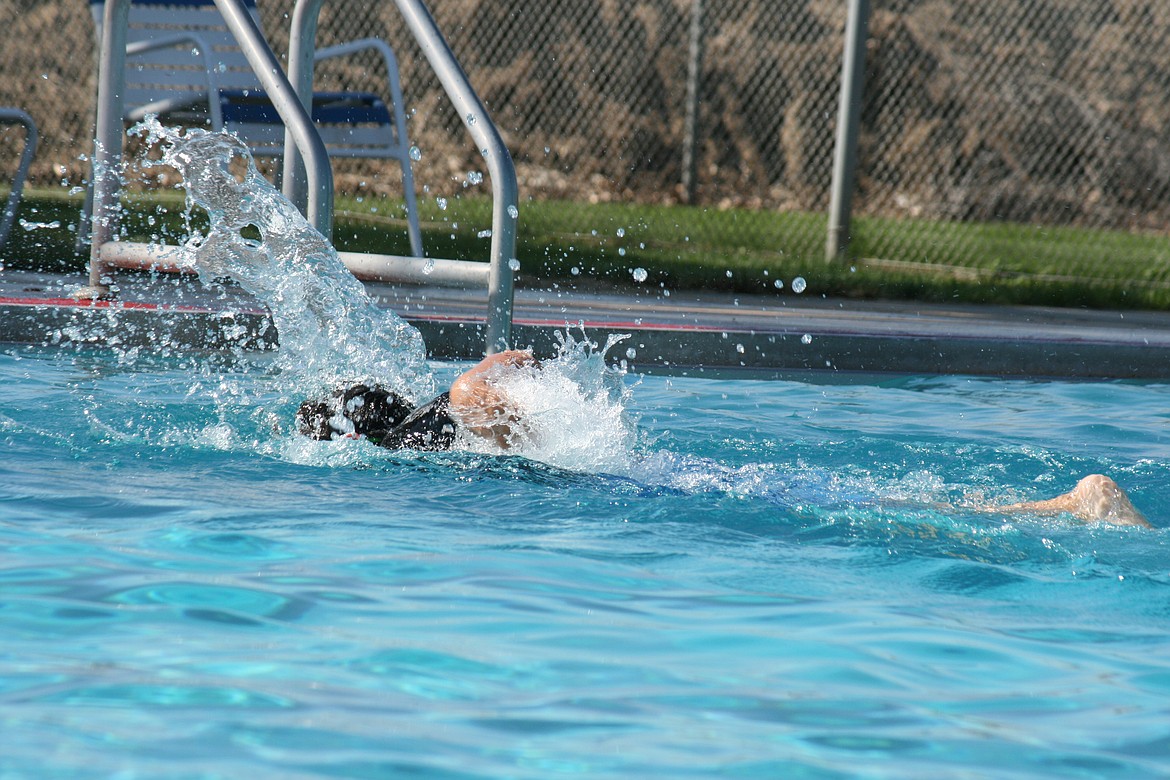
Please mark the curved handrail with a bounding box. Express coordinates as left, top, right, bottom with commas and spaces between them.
283, 0, 325, 211
81, 0, 132, 296
392, 0, 516, 355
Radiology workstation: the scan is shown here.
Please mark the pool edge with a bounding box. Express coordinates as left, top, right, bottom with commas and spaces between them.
4, 270, 1170, 380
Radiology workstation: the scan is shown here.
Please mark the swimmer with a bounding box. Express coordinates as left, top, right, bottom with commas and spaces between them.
297, 350, 1149, 528
296, 349, 538, 451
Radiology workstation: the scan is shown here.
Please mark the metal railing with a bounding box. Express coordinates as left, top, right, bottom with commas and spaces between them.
82, 0, 514, 354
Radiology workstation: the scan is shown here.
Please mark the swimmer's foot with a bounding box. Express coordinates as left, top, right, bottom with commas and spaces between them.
998, 474, 1151, 527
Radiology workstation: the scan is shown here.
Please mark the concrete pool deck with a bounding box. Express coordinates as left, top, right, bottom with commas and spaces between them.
3, 268, 1170, 380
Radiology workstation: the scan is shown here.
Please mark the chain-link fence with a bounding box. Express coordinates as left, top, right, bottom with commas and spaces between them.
0, 0, 1167, 285
853, 1, 1170, 285
295, 0, 847, 212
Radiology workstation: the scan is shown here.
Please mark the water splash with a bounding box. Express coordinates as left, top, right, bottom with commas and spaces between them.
133, 119, 432, 402
125, 121, 647, 472
457, 330, 638, 473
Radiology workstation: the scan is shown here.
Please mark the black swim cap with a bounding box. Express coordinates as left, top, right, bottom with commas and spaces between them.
296, 384, 415, 440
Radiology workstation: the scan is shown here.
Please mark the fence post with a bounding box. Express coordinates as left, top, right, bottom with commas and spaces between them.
680, 0, 704, 204
826, 0, 871, 262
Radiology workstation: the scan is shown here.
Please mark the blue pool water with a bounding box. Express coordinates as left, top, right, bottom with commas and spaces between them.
3, 343, 1170, 778
6, 123, 1169, 776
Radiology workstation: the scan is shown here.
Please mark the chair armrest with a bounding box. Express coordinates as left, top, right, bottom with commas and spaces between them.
314, 37, 400, 77
0, 107, 37, 249
311, 37, 420, 257
314, 38, 404, 132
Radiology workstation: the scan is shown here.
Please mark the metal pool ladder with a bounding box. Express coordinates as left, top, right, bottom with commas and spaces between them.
83, 0, 517, 354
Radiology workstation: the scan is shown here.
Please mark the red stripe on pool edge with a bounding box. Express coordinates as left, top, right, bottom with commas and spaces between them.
407, 313, 735, 333
0, 296, 266, 315
2, 297, 746, 335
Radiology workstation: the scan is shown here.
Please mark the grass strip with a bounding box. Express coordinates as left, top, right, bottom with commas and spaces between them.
5, 187, 1169, 310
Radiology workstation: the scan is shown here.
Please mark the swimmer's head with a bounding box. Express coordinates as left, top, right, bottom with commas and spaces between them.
296, 384, 414, 440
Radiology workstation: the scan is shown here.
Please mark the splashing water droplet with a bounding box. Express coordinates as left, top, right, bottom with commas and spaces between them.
508, 258, 521, 271
422, 258, 435, 275
436, 197, 448, 211
507, 204, 519, 219
774, 279, 784, 289
735, 343, 745, 354
409, 145, 422, 161
467, 171, 484, 185
616, 227, 625, 238
625, 347, 636, 359
631, 267, 648, 282
477, 229, 492, 239
792, 276, 807, 293
801, 334, 813, 345
570, 266, 580, 276
19, 218, 62, 232
465, 112, 477, 126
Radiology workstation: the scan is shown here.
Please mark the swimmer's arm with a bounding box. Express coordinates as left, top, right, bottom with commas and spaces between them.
448, 350, 539, 448
991, 474, 1150, 527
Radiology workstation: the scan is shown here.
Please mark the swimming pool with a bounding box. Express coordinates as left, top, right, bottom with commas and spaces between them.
3, 341, 1170, 778
4, 122, 1170, 777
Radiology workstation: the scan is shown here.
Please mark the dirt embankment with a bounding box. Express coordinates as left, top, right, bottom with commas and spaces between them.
1, 0, 1167, 231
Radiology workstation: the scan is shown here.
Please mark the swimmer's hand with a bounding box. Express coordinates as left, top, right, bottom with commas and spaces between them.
448, 350, 540, 449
